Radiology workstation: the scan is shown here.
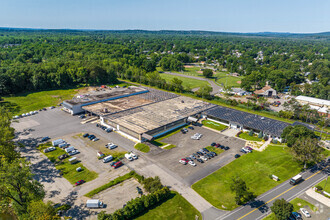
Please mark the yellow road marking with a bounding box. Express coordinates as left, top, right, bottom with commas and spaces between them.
236, 166, 329, 220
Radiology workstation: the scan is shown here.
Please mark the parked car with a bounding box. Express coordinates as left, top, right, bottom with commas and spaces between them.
125, 153, 133, 161
197, 158, 204, 163
210, 152, 217, 156
130, 152, 138, 160
109, 144, 118, 149
50, 106, 55, 109
200, 156, 208, 161
112, 161, 123, 168
234, 154, 240, 158
106, 128, 112, 133
192, 153, 198, 158
299, 208, 311, 218
58, 154, 68, 160
68, 150, 79, 156
211, 142, 216, 147
79, 115, 86, 119
109, 161, 116, 166
188, 161, 196, 166
292, 212, 302, 220
92, 138, 99, 142
190, 155, 196, 160
188, 126, 194, 130
246, 146, 253, 151
75, 180, 85, 186
136, 187, 143, 195
83, 133, 89, 138
203, 148, 209, 152
240, 149, 247, 154
44, 147, 56, 153
199, 149, 206, 154
224, 146, 230, 150
183, 128, 188, 132
196, 151, 203, 156
42, 108, 47, 111
41, 136, 50, 142
179, 158, 188, 165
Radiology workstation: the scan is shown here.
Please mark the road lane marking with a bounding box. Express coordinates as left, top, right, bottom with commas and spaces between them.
236, 166, 329, 220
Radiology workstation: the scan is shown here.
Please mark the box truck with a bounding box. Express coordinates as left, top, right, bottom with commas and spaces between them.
290, 174, 302, 185
103, 155, 113, 163
65, 146, 75, 153
86, 199, 103, 208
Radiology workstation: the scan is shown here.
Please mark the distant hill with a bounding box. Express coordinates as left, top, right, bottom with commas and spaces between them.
0, 27, 329, 40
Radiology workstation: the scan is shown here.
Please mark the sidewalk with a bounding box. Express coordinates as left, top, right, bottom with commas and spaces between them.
306, 188, 330, 207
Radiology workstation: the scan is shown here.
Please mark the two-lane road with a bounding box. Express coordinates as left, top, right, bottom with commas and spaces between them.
218, 163, 329, 220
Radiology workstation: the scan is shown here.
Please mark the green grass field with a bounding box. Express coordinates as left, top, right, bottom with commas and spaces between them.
239, 132, 262, 141
202, 120, 228, 131
159, 73, 210, 89
215, 72, 243, 88
192, 145, 303, 210
316, 179, 330, 193
38, 143, 98, 185
164, 144, 176, 150
2, 88, 81, 115
135, 143, 150, 153
263, 198, 317, 220
136, 191, 201, 220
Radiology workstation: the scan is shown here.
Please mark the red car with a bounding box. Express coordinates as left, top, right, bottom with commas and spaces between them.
179, 158, 188, 165
215, 144, 220, 148
75, 180, 85, 186
112, 161, 123, 168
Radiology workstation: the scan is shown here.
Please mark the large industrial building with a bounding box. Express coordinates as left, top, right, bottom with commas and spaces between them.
63, 85, 294, 143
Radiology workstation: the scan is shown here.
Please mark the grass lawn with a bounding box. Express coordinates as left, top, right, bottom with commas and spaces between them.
159, 73, 210, 89
202, 120, 228, 131
315, 131, 330, 140
136, 191, 202, 220
205, 146, 224, 155
263, 198, 317, 220
316, 179, 330, 193
215, 72, 243, 88
239, 132, 262, 141
192, 145, 303, 210
2, 88, 81, 115
38, 143, 98, 185
164, 144, 176, 150
135, 143, 150, 153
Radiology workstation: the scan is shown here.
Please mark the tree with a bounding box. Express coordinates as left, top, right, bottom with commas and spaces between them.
202, 69, 213, 78
169, 77, 184, 92
142, 176, 163, 193
291, 137, 324, 169
271, 199, 293, 220
0, 158, 45, 215
281, 125, 316, 147
195, 85, 213, 99
26, 200, 59, 220
230, 176, 255, 205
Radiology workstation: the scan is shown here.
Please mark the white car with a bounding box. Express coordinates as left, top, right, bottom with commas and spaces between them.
33, 111, 38, 114
130, 152, 138, 160
26, 113, 31, 116
13, 115, 19, 119
22, 113, 26, 117
29, 111, 34, 115
188, 161, 196, 166
92, 138, 99, 142
300, 208, 311, 218
200, 156, 208, 161
125, 153, 133, 161
68, 150, 79, 156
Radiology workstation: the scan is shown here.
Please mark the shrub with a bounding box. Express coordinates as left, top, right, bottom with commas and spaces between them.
258, 131, 263, 138
248, 130, 254, 136
315, 185, 323, 191
272, 139, 278, 144
143, 176, 163, 193
264, 136, 269, 141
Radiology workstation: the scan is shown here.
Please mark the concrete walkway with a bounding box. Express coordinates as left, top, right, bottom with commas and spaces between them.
164, 72, 222, 95
306, 188, 330, 207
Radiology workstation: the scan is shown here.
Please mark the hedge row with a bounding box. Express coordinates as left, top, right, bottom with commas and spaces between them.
85, 171, 138, 197
98, 187, 171, 220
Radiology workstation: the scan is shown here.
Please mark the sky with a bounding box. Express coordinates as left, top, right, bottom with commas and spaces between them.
0, 0, 329, 33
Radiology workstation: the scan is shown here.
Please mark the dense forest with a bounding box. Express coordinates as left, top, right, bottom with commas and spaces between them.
0, 29, 329, 99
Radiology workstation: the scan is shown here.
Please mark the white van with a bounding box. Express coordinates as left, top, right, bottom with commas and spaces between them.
103, 155, 113, 163
69, 157, 78, 164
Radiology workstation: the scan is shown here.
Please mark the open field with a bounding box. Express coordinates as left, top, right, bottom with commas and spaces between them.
215, 72, 243, 88
202, 120, 228, 131
136, 191, 202, 220
192, 145, 302, 210
239, 132, 263, 141
38, 143, 98, 185
2, 88, 81, 115
159, 73, 210, 89
263, 198, 317, 220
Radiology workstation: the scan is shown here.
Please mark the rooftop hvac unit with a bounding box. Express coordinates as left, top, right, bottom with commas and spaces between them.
104, 108, 108, 113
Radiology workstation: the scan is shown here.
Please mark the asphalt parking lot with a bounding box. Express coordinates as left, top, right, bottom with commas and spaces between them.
149, 125, 246, 185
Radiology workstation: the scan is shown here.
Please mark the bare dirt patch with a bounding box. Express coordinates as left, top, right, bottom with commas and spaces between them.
184, 65, 194, 68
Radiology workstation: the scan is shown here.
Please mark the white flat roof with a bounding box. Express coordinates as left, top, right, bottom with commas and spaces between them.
296, 96, 330, 106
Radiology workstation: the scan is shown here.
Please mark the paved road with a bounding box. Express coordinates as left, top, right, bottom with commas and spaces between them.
218, 163, 329, 220
164, 72, 222, 95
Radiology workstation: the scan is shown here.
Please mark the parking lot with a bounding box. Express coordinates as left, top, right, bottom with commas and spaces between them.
149, 125, 246, 185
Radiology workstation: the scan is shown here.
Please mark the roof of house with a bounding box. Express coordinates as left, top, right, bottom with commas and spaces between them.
254, 85, 275, 94
296, 96, 330, 106
204, 106, 291, 137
